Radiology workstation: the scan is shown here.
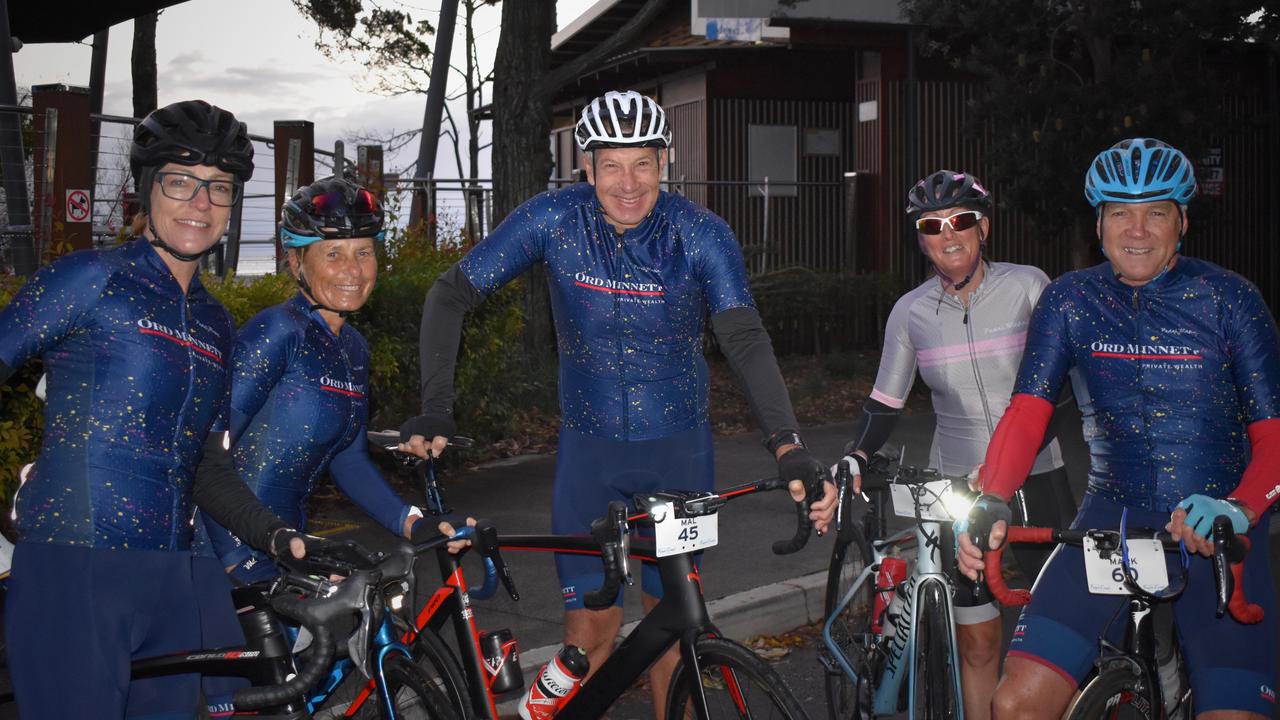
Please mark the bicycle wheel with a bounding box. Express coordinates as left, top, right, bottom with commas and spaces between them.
664, 637, 807, 719
1067, 666, 1158, 720
360, 654, 459, 720
823, 525, 875, 720
410, 627, 473, 718
910, 581, 958, 720
319, 627, 470, 720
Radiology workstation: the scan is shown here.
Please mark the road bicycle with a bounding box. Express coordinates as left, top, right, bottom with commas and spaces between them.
983, 514, 1263, 720
0, 534, 451, 718
820, 452, 974, 720
365, 430, 818, 719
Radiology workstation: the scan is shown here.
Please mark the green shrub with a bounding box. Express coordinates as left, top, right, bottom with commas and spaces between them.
0, 275, 40, 510
204, 271, 296, 326
750, 267, 902, 354
354, 227, 551, 440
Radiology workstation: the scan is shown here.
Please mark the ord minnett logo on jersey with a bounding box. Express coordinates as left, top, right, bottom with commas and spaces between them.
1088, 340, 1204, 369
136, 318, 224, 365
319, 375, 366, 398
572, 272, 665, 305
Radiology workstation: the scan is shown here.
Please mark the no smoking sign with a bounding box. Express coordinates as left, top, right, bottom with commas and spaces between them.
66, 189, 91, 223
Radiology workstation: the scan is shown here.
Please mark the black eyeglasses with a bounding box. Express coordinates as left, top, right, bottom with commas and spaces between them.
916, 210, 983, 235
154, 172, 242, 207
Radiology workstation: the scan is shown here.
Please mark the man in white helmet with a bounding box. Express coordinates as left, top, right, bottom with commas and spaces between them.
400, 90, 836, 714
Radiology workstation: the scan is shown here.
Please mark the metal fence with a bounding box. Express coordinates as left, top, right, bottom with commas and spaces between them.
381, 174, 847, 275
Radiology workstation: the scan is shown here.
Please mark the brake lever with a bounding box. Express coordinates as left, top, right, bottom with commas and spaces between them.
476, 520, 519, 601
834, 459, 853, 534
347, 585, 378, 679
615, 502, 633, 587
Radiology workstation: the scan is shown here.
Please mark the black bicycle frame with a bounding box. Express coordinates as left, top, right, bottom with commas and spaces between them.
500, 535, 722, 720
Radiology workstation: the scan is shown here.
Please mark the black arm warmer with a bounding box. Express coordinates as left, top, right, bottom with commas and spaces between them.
842, 397, 902, 457
418, 263, 486, 415
192, 433, 288, 553
1038, 382, 1077, 454
0, 359, 12, 387
709, 306, 799, 442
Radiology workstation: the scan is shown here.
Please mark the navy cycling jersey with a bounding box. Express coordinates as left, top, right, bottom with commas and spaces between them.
1014, 257, 1280, 511
461, 182, 754, 441
0, 237, 232, 549
198, 293, 410, 566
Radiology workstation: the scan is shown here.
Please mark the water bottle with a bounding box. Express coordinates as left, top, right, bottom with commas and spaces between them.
518, 644, 590, 720
479, 628, 523, 694
872, 555, 907, 635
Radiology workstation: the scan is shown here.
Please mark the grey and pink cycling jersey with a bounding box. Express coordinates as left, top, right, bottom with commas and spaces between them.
869, 261, 1063, 476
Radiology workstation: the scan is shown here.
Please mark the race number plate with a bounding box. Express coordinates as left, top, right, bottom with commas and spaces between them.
890, 479, 959, 521
1082, 536, 1169, 595
654, 502, 719, 557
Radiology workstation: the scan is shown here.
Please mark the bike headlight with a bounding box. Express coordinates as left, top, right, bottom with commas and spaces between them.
385, 579, 409, 612
943, 489, 975, 522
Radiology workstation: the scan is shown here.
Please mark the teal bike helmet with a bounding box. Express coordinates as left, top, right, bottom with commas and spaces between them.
1084, 138, 1197, 208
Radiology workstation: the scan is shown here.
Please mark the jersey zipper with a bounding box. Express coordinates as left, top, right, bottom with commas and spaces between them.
615, 234, 627, 436
1131, 286, 1157, 504
317, 316, 358, 496
175, 292, 198, 549
962, 296, 995, 436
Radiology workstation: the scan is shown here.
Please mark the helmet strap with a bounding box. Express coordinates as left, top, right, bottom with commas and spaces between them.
146, 214, 213, 263
930, 230, 986, 293
292, 252, 352, 319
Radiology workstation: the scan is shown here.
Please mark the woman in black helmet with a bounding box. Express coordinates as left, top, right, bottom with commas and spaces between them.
0, 99, 305, 718
833, 170, 1076, 720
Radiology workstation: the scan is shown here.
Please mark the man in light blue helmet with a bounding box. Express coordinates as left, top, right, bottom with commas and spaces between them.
958, 138, 1280, 718
400, 90, 836, 715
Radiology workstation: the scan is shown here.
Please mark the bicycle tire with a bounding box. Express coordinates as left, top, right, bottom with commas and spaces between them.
910, 581, 958, 720
664, 637, 808, 720
1067, 665, 1158, 720
823, 524, 875, 720
410, 628, 474, 719
318, 626, 471, 720
356, 654, 459, 720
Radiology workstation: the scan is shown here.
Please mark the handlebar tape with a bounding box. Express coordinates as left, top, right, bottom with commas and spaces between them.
982, 527, 1051, 606
232, 624, 335, 710
771, 500, 813, 555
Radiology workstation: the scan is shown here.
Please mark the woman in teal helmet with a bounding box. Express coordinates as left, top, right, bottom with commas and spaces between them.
195, 177, 470, 713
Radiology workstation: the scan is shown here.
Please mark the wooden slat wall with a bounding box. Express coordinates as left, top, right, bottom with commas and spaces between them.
702, 97, 856, 273
861, 80, 1276, 308
667, 100, 708, 206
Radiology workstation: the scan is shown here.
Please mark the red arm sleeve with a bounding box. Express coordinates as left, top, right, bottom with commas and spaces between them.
980, 393, 1054, 500
1227, 417, 1280, 519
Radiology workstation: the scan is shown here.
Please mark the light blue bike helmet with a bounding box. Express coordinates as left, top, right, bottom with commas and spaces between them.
1084, 138, 1197, 208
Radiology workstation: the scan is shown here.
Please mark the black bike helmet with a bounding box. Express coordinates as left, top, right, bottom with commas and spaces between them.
905, 170, 992, 221
131, 100, 254, 197
280, 177, 385, 248
130, 100, 254, 261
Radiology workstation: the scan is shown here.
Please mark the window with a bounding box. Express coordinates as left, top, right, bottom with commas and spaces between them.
747, 124, 797, 197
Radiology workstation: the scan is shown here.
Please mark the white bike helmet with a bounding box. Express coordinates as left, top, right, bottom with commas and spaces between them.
574, 90, 672, 151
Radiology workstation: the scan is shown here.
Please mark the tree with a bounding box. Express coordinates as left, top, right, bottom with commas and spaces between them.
900, 0, 1279, 266
131, 11, 158, 119
489, 0, 670, 364
294, 0, 498, 179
